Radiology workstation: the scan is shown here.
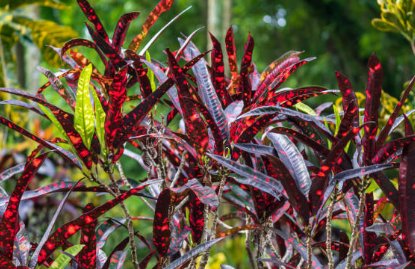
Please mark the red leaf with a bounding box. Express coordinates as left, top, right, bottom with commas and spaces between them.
0, 115, 81, 167
225, 27, 238, 94
60, 38, 108, 66
188, 194, 204, 244
153, 189, 172, 256
77, 203, 97, 268
399, 142, 415, 258
128, 0, 174, 52
166, 50, 208, 158
0, 150, 47, 259
377, 76, 415, 147
37, 181, 155, 264
0, 88, 92, 167
209, 33, 232, 107
112, 12, 140, 52
238, 34, 254, 105
362, 55, 383, 164
335, 71, 359, 136
77, 0, 110, 43
253, 51, 302, 102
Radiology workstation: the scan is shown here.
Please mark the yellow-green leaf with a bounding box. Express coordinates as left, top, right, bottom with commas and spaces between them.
50, 244, 85, 269
146, 51, 156, 91
92, 89, 107, 157
294, 102, 316, 116
74, 64, 94, 149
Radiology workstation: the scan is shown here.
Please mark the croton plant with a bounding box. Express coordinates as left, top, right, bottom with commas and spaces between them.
0, 0, 415, 268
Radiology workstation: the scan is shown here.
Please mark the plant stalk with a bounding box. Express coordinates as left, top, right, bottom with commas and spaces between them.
326, 188, 337, 269
344, 178, 368, 269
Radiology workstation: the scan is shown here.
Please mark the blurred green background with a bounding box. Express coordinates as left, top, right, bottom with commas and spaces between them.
2, 0, 415, 96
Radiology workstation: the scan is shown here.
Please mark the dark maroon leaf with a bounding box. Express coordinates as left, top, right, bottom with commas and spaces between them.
166, 49, 208, 157
153, 189, 172, 256
372, 135, 415, 164
60, 38, 108, 67
37, 180, 157, 263
112, 12, 140, 51
238, 34, 254, 105
335, 71, 359, 135
377, 75, 415, 147
188, 194, 204, 244
0, 115, 81, 167
77, 0, 110, 43
362, 55, 383, 164
209, 33, 232, 107
399, 141, 415, 257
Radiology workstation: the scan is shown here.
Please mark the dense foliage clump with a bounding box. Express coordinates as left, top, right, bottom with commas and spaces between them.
1, 0, 415, 268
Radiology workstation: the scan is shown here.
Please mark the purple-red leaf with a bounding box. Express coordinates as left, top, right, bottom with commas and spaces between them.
362, 55, 383, 164
153, 189, 172, 256
112, 12, 140, 52
77, 0, 110, 42
399, 141, 415, 257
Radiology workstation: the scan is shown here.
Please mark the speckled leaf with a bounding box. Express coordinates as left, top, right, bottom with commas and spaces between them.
0, 150, 48, 260
128, 0, 174, 51
267, 133, 311, 196
153, 189, 172, 256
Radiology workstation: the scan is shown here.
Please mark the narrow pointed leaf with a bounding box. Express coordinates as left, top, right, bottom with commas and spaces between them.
267, 133, 311, 196
74, 64, 95, 149
128, 0, 174, 51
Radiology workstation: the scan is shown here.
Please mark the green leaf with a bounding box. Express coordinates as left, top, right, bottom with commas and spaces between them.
49, 244, 85, 269
12, 17, 77, 66
333, 104, 341, 136
146, 51, 156, 91
74, 64, 95, 149
3, 0, 66, 9
294, 102, 316, 116
92, 89, 107, 156
371, 18, 400, 32
38, 104, 67, 140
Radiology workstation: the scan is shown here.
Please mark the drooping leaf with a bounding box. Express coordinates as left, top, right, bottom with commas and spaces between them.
112, 12, 140, 52
0, 115, 81, 167
165, 238, 224, 269
37, 180, 160, 263
50, 244, 85, 269
208, 153, 284, 200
